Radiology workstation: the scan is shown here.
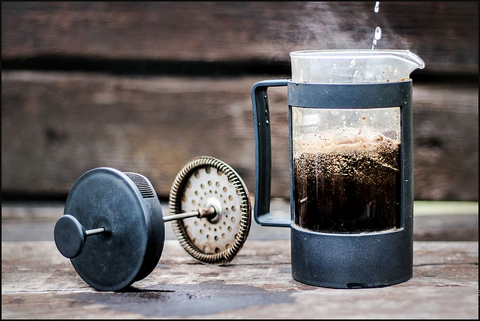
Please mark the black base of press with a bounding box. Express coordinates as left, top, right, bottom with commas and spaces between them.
290, 224, 412, 289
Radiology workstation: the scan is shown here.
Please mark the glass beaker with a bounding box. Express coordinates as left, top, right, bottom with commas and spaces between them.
292, 107, 401, 233
289, 50, 424, 233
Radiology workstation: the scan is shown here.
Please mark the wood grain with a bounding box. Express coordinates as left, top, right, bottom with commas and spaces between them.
2, 2, 478, 74
2, 71, 478, 201
1, 240, 478, 319
2, 201, 477, 242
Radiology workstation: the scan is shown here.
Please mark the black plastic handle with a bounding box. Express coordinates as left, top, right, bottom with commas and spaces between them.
251, 80, 290, 227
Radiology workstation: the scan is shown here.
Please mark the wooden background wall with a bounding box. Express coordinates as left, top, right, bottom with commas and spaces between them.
2, 2, 478, 201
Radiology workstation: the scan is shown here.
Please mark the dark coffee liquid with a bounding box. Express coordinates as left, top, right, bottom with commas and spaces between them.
293, 138, 401, 233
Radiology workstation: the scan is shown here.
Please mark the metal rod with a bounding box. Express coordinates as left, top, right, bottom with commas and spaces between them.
163, 211, 200, 222
163, 206, 216, 222
85, 227, 105, 236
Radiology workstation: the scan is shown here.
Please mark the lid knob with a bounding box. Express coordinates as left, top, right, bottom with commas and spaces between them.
54, 214, 105, 259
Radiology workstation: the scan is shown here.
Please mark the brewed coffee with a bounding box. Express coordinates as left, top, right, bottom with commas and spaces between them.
293, 134, 400, 233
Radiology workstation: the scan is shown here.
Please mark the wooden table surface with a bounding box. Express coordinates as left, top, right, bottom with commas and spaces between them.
2, 239, 478, 319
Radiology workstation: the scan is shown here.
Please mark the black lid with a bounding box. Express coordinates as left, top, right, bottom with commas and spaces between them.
56, 167, 164, 291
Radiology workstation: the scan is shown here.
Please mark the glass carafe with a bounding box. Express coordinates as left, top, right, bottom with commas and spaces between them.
290, 50, 424, 234
250, 49, 425, 288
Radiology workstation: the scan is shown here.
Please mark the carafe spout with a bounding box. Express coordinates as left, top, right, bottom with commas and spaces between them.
391, 50, 425, 78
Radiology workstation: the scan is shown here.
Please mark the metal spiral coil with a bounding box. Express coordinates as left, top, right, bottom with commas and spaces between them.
169, 156, 251, 264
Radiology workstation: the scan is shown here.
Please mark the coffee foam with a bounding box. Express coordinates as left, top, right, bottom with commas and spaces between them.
293, 129, 400, 156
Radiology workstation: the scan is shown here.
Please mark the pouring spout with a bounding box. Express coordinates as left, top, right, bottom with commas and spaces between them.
402, 50, 426, 70
395, 50, 425, 77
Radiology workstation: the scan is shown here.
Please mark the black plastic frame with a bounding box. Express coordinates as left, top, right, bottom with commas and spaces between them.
251, 80, 414, 288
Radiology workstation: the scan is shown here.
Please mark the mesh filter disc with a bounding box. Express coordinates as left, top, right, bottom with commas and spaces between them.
169, 156, 251, 264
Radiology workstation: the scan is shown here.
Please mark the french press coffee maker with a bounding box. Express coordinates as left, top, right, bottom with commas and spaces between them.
53, 156, 251, 291
251, 50, 425, 288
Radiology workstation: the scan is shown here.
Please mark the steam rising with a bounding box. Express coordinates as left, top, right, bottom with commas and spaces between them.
284, 2, 410, 51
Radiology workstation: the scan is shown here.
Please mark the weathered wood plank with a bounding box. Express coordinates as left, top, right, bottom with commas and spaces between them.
2, 71, 478, 201
412, 83, 479, 200
2, 201, 478, 242
2, 2, 478, 74
1, 241, 478, 319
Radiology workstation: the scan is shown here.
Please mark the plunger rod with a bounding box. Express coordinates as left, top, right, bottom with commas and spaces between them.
163, 206, 216, 222
85, 227, 105, 236
75, 207, 215, 228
